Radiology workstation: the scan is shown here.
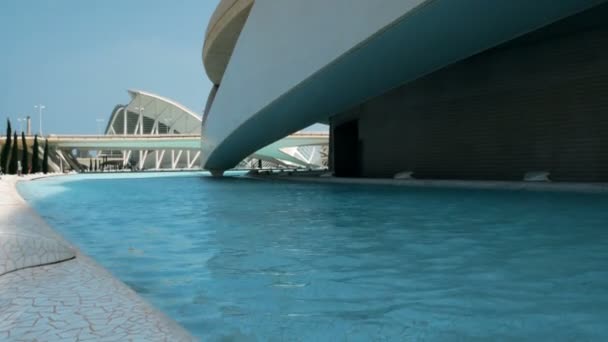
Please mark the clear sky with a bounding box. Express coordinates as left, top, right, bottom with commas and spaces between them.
0, 0, 218, 135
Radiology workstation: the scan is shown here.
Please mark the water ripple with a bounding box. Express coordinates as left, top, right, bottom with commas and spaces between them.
17, 174, 608, 341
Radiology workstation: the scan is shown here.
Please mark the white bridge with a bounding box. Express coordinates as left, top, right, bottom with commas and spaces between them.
47, 132, 328, 171
49, 134, 201, 150
39, 89, 328, 172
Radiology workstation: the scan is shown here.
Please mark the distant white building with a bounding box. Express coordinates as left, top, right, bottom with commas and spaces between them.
101, 89, 327, 170
101, 89, 202, 170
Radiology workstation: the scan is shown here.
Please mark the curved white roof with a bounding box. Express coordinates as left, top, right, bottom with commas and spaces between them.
126, 89, 202, 134
107, 90, 202, 135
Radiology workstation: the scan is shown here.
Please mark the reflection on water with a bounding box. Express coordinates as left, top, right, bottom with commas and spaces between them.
18, 174, 608, 341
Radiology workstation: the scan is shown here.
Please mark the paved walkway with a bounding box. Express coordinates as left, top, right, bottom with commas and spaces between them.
0, 175, 194, 341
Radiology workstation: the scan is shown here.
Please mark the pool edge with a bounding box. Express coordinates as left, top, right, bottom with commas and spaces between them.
248, 173, 608, 194
0, 174, 197, 341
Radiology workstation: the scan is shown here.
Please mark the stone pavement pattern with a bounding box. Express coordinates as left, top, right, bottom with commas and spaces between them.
0, 176, 195, 341
0, 233, 75, 277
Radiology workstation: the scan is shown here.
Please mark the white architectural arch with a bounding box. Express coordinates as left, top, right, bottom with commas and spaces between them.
106, 89, 201, 136
103, 90, 202, 170
100, 89, 328, 171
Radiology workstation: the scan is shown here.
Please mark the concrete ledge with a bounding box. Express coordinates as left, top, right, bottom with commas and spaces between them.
249, 173, 608, 194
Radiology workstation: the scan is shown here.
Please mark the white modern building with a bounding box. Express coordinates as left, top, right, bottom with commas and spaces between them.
201, 0, 608, 181
102, 89, 202, 170
100, 89, 327, 170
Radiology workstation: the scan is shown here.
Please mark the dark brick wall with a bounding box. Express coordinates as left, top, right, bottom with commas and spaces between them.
331, 5, 608, 182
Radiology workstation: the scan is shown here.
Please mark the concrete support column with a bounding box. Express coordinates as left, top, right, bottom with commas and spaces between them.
209, 170, 225, 177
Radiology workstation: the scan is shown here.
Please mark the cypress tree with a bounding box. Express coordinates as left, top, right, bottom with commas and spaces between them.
9, 131, 18, 174
1, 119, 11, 173
42, 139, 49, 174
21, 132, 28, 174
31, 135, 40, 173
89, 158, 92, 172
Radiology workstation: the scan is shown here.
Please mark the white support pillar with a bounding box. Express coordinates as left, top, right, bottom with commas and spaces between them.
55, 150, 71, 173
108, 109, 119, 135
138, 96, 143, 135
152, 120, 159, 135
187, 151, 201, 169
156, 150, 166, 170
123, 109, 127, 135
308, 146, 318, 164
123, 150, 132, 166
154, 98, 159, 133
171, 150, 183, 170
139, 113, 143, 135
139, 150, 149, 170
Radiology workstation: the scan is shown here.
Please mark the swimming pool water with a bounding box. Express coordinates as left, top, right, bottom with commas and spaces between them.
17, 173, 608, 340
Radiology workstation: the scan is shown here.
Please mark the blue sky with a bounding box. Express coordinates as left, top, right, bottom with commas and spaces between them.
0, 0, 218, 134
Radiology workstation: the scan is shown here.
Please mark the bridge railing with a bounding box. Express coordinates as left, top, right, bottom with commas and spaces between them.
47, 134, 201, 139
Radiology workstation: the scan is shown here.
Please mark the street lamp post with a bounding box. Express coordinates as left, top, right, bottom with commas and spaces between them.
34, 105, 45, 136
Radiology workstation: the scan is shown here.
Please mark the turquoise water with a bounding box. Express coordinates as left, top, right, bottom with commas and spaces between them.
18, 173, 608, 341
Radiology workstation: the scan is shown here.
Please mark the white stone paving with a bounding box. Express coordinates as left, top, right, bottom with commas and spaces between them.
0, 175, 195, 341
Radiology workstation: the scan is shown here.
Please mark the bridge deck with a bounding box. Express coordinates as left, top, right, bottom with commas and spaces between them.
1, 133, 328, 151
